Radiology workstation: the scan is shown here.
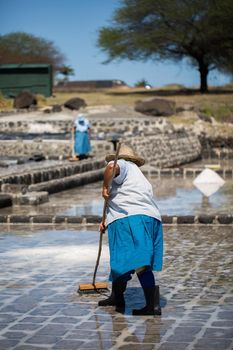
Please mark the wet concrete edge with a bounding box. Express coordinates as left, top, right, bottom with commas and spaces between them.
0, 214, 232, 225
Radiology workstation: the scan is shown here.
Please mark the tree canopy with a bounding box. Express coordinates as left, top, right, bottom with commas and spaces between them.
98, 0, 233, 92
0, 32, 66, 73
58, 65, 75, 82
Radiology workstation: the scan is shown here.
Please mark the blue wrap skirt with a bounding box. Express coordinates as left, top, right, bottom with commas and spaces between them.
107, 215, 163, 282
74, 131, 91, 155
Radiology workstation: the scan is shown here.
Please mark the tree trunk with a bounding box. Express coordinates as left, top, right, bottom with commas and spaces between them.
198, 61, 209, 93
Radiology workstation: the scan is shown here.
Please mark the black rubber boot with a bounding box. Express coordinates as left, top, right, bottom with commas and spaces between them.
98, 280, 127, 309
154, 285, 162, 316
132, 286, 162, 316
114, 280, 127, 313
98, 291, 115, 306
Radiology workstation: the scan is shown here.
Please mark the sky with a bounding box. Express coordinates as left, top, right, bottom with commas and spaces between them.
1, 0, 231, 88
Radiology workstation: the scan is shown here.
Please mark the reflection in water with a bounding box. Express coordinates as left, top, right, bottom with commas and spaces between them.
95, 308, 161, 348
201, 195, 211, 209
0, 177, 232, 216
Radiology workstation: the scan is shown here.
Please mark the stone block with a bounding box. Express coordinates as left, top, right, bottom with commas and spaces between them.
217, 215, 233, 224
173, 168, 183, 176
1, 183, 28, 194
160, 169, 172, 176
32, 215, 53, 223
13, 192, 49, 205
54, 216, 67, 224
9, 215, 31, 223
224, 169, 233, 177
85, 215, 101, 224
66, 216, 82, 224
0, 194, 12, 208
0, 215, 8, 223
185, 170, 194, 177
177, 216, 195, 224
150, 168, 159, 175
198, 215, 215, 224
162, 215, 173, 224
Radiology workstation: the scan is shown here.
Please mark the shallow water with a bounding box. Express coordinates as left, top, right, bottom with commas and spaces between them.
1, 176, 232, 216
0, 225, 232, 349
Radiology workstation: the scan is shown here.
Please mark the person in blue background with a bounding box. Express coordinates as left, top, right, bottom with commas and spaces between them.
73, 113, 91, 160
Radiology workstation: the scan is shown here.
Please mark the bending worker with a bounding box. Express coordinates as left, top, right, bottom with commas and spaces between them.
99, 144, 163, 315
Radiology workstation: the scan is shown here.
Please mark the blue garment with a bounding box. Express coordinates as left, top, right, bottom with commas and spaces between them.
74, 131, 91, 156
107, 214, 163, 282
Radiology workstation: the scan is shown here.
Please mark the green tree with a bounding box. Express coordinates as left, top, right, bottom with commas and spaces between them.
98, 0, 233, 93
134, 78, 151, 88
59, 65, 75, 82
0, 32, 66, 73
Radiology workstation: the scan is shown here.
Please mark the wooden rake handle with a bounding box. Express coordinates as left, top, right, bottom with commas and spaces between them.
92, 141, 122, 286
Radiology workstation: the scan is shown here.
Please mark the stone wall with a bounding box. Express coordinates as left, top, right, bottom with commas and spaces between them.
0, 159, 106, 187
0, 140, 113, 159
130, 129, 201, 167
0, 115, 201, 167
0, 131, 201, 168
0, 116, 169, 135
200, 135, 233, 159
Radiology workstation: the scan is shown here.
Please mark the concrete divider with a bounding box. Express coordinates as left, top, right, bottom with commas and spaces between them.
0, 214, 232, 225
28, 169, 104, 194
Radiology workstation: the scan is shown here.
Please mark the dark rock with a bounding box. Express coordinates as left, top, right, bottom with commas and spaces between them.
198, 113, 212, 123
135, 98, 176, 116
28, 154, 46, 162
64, 97, 87, 110
13, 91, 37, 109
52, 104, 62, 112
43, 108, 52, 113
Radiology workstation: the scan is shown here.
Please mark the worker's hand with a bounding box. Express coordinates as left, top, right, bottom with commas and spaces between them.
99, 221, 106, 234
102, 186, 110, 201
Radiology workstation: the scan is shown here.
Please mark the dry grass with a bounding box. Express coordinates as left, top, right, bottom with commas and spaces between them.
1, 87, 233, 123
0, 93, 13, 109
49, 87, 233, 108
50, 88, 233, 123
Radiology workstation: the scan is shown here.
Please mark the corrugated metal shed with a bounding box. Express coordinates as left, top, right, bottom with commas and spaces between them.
0, 64, 53, 97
